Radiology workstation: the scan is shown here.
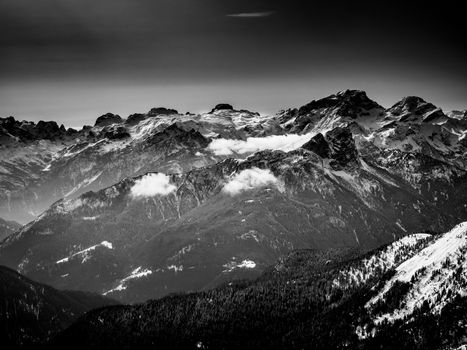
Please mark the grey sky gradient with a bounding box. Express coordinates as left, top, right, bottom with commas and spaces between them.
1, 0, 466, 127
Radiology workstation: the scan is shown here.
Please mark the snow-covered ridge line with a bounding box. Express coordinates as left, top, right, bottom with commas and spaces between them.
367, 221, 467, 324
333, 233, 433, 289
56, 241, 113, 264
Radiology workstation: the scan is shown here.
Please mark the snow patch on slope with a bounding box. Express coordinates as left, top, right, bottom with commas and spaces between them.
223, 258, 257, 272
333, 233, 432, 289
103, 266, 152, 295
56, 241, 113, 264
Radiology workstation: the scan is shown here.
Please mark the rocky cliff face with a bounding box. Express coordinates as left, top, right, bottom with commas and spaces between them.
0, 90, 466, 303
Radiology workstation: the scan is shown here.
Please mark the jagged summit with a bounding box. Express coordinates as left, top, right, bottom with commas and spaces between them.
0, 116, 76, 142
278, 89, 384, 134
388, 96, 438, 116
298, 89, 382, 115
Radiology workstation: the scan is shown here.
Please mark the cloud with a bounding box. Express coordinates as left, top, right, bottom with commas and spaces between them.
131, 173, 176, 198
226, 11, 274, 18
208, 133, 313, 156
223, 168, 284, 195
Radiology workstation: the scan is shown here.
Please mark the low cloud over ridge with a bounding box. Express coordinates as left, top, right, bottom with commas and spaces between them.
223, 168, 284, 195
131, 173, 176, 198
208, 133, 312, 156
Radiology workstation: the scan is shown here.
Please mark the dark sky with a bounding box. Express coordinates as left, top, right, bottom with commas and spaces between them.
1, 0, 466, 127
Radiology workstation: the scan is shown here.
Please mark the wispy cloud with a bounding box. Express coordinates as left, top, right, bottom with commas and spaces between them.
226, 11, 274, 18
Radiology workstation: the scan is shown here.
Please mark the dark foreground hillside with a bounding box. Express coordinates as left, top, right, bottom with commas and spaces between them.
50, 224, 467, 350
0, 265, 118, 349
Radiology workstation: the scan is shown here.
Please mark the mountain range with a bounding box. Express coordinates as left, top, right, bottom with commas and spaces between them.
0, 89, 466, 348
1, 90, 467, 304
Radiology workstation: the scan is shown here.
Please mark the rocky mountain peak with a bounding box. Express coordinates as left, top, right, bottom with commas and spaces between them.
148, 107, 179, 116
301, 133, 330, 158
302, 126, 359, 170
210, 103, 234, 113
388, 96, 438, 117
0, 117, 72, 142
34, 120, 61, 138
125, 113, 146, 126
298, 90, 382, 117
145, 123, 210, 150
94, 113, 123, 127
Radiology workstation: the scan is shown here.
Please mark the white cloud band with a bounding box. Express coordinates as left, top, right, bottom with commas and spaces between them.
208, 133, 312, 156
223, 167, 283, 195
131, 173, 176, 198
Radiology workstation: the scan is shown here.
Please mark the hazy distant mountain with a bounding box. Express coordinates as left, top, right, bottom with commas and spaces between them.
0, 265, 117, 349
49, 222, 467, 349
1, 90, 466, 303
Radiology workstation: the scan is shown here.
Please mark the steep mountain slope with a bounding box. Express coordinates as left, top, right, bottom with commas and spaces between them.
0, 265, 117, 349
49, 223, 467, 350
0, 217, 21, 241
1, 90, 466, 303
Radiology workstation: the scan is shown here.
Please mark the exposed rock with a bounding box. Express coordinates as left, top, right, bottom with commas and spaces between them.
102, 126, 131, 140
325, 127, 359, 170
125, 113, 146, 126
388, 96, 439, 117
66, 128, 79, 136
302, 126, 359, 170
297, 90, 382, 119
146, 123, 210, 151
94, 113, 123, 127
301, 133, 330, 158
148, 107, 178, 116
33, 120, 62, 139
210, 103, 234, 113
0, 117, 70, 141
